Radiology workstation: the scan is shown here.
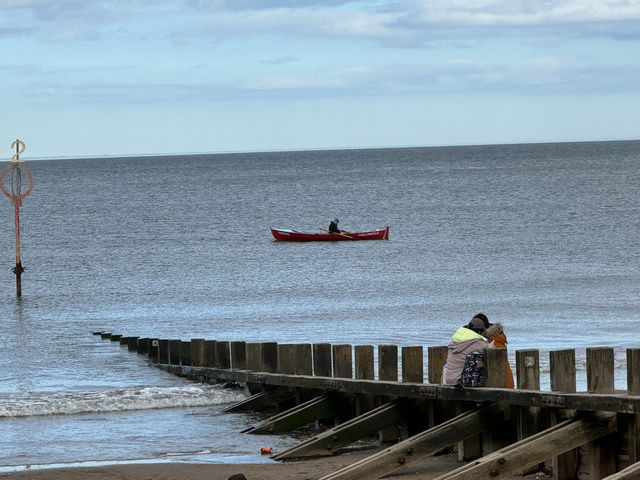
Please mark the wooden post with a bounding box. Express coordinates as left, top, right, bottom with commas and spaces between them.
158, 339, 169, 364
515, 349, 541, 442
295, 344, 313, 376
204, 340, 217, 368
378, 345, 399, 442
516, 349, 540, 390
401, 346, 423, 383
550, 349, 577, 480
168, 339, 182, 365
216, 341, 231, 369
401, 346, 423, 440
191, 339, 205, 367
355, 345, 374, 380
587, 347, 615, 394
580, 347, 616, 479
278, 344, 296, 374
231, 341, 247, 370
313, 343, 332, 377
484, 348, 513, 454
428, 346, 448, 384
137, 338, 149, 355
379, 345, 398, 381
180, 341, 192, 366
148, 339, 159, 363
550, 349, 577, 393
261, 342, 278, 373
333, 344, 353, 378
246, 343, 261, 371
624, 348, 640, 466
355, 345, 375, 415
485, 348, 508, 388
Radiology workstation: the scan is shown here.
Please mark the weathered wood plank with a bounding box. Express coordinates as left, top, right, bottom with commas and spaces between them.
216, 341, 231, 369
273, 400, 406, 460
379, 345, 398, 382
581, 347, 617, 479
355, 345, 374, 380
401, 346, 423, 383
242, 392, 344, 434
486, 348, 508, 388
516, 349, 540, 391
314, 343, 332, 377
158, 339, 169, 364
601, 459, 640, 480
333, 345, 353, 379
191, 338, 205, 367
629, 349, 640, 396
204, 340, 217, 368
625, 349, 640, 467
317, 403, 511, 480
428, 346, 447, 384
262, 342, 278, 373
431, 412, 617, 480
231, 341, 247, 370
221, 387, 296, 413
246, 342, 260, 370
162, 366, 640, 414
587, 347, 615, 394
278, 344, 296, 374
295, 344, 313, 376
180, 341, 191, 366
168, 339, 181, 365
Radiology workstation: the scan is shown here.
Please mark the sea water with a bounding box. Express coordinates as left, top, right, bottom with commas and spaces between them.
0, 140, 638, 469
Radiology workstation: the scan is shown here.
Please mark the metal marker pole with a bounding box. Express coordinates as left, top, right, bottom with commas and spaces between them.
14, 200, 23, 296
1, 140, 33, 297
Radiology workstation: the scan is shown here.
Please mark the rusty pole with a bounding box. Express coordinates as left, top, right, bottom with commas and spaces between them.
1, 140, 33, 297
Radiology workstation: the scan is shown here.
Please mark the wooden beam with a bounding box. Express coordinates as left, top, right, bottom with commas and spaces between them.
220, 387, 296, 413
166, 366, 640, 414
431, 412, 617, 480
242, 392, 345, 434
601, 460, 640, 480
273, 400, 406, 460
317, 403, 511, 480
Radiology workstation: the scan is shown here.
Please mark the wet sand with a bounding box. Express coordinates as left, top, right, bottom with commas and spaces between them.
0, 449, 543, 479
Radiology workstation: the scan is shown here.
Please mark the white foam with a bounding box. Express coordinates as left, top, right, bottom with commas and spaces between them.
0, 384, 247, 418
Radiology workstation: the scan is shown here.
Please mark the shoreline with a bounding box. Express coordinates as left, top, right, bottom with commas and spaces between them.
0, 449, 541, 480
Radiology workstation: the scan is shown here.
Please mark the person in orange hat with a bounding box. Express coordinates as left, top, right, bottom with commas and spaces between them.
486, 321, 515, 389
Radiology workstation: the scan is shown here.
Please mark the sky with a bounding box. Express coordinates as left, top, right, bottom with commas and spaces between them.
1, 0, 639, 159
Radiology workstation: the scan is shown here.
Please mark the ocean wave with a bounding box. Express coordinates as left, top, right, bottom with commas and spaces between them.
0, 384, 247, 418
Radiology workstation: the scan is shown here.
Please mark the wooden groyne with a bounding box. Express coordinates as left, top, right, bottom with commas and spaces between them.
94, 332, 640, 480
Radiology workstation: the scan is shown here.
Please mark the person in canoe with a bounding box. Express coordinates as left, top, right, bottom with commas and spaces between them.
328, 218, 343, 233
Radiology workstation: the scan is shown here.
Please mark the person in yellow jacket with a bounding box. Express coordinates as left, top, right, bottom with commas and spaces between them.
443, 316, 488, 385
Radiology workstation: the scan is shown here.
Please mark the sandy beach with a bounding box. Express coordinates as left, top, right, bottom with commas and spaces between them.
0, 449, 544, 480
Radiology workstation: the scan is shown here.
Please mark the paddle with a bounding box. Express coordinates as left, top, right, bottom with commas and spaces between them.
319, 228, 354, 240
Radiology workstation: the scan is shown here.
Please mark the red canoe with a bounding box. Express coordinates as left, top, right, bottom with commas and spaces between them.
271, 226, 389, 242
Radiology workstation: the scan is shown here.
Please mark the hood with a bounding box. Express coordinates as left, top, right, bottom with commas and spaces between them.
449, 327, 487, 352
449, 327, 488, 355
451, 326, 485, 344
486, 322, 504, 338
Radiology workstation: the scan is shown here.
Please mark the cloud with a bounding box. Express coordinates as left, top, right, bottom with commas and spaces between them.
1, 0, 639, 47
390, 0, 640, 43
169, 1, 640, 48
16, 54, 637, 108
184, 0, 353, 10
